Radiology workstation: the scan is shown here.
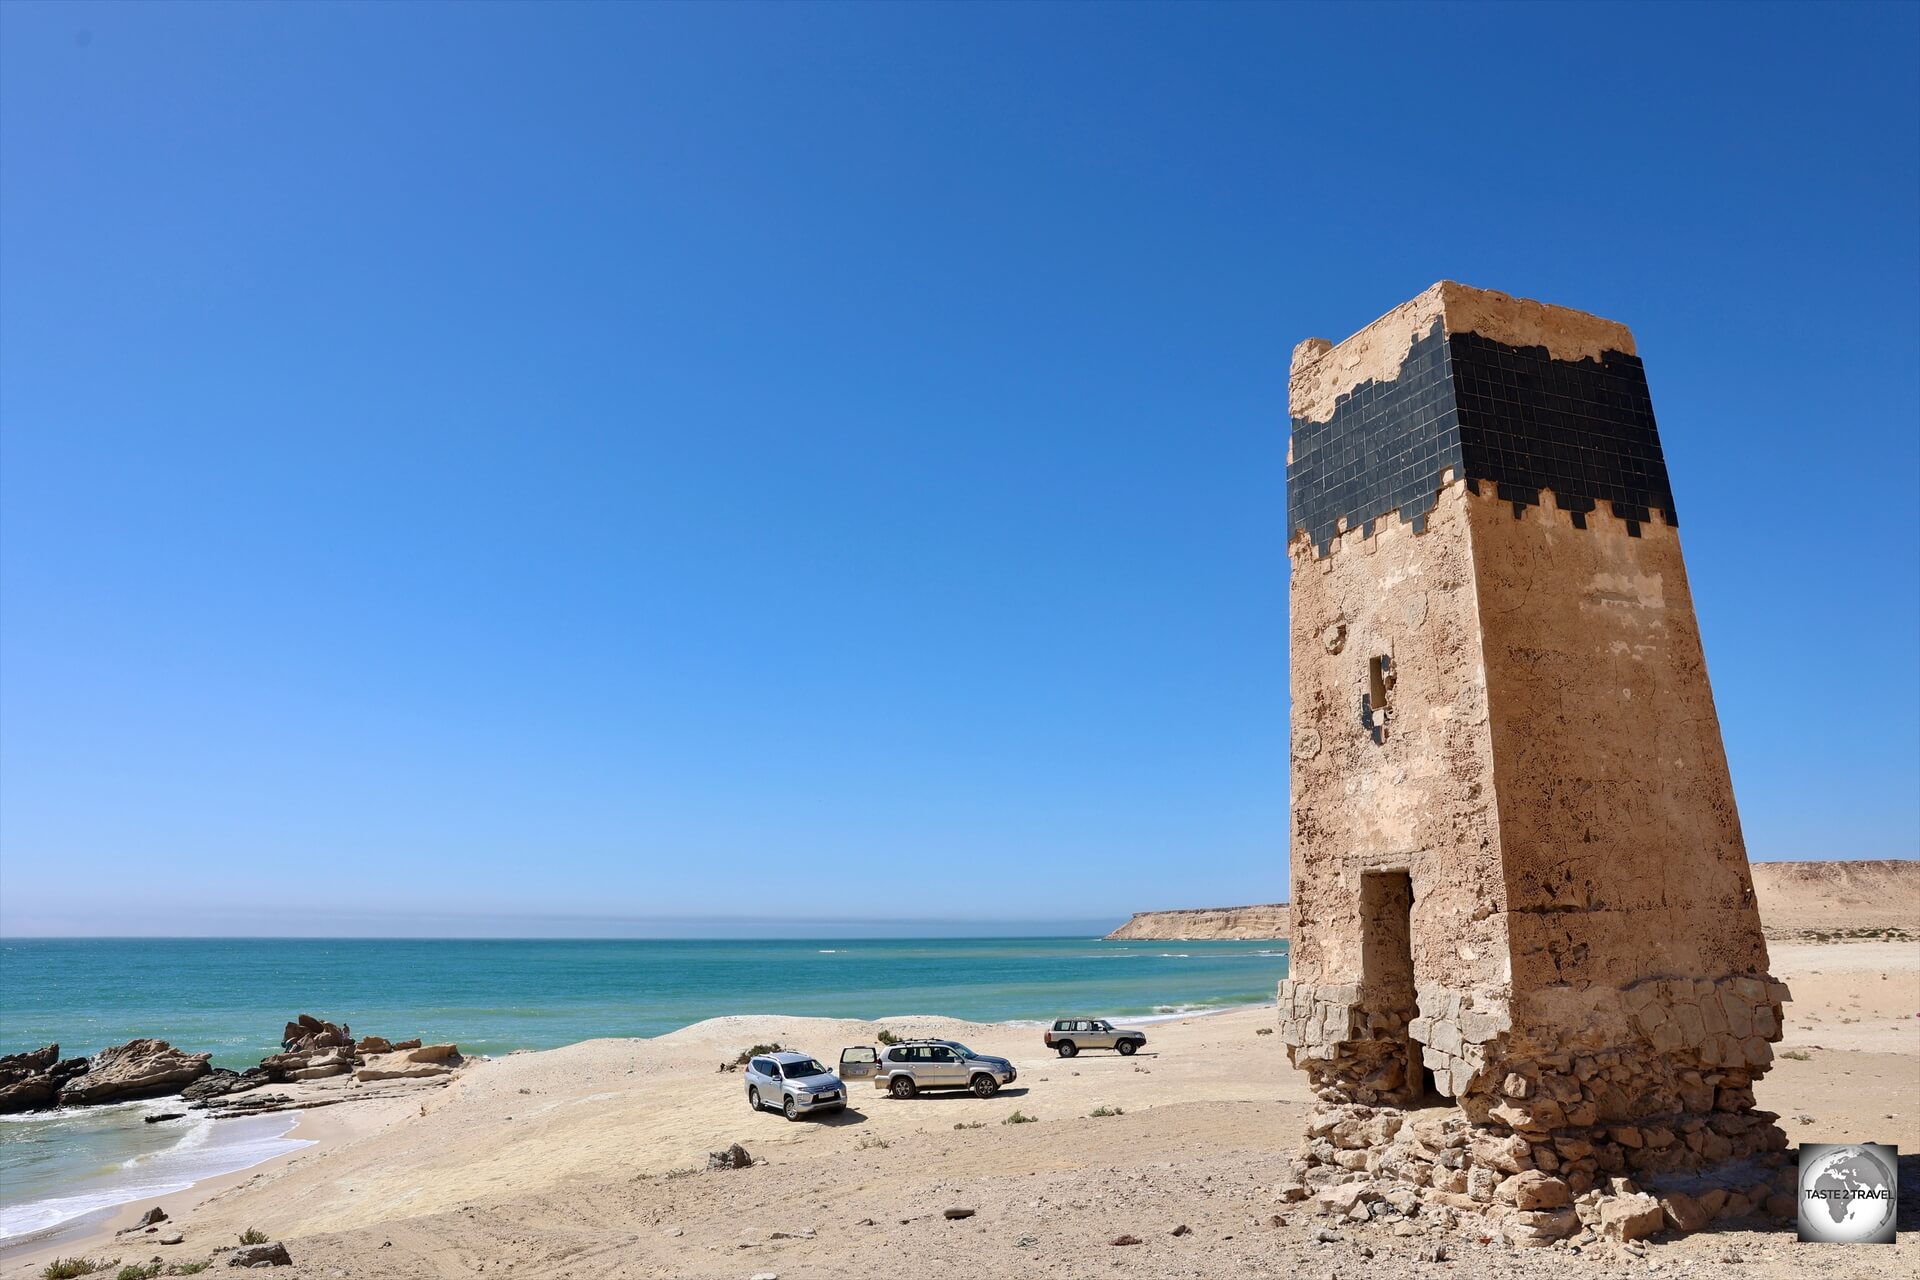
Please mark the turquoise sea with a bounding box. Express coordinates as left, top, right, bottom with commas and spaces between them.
0, 936, 1287, 1242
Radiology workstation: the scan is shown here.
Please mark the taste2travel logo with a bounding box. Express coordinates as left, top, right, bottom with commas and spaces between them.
1798, 1143, 1898, 1244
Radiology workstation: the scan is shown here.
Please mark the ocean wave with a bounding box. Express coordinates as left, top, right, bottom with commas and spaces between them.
0, 1098, 166, 1125
0, 1112, 312, 1243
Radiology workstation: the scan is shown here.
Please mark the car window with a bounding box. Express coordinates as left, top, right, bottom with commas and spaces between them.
930, 1047, 956, 1062
842, 1047, 876, 1063
781, 1058, 828, 1078
887, 1047, 908, 1062
1054, 1020, 1070, 1032
1094, 1021, 1112, 1031
1074, 1021, 1092, 1032
750, 1058, 772, 1075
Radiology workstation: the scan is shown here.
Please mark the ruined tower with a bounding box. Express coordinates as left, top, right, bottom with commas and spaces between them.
1276, 283, 1791, 1242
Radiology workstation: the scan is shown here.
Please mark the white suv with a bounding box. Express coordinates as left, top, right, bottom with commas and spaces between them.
744, 1051, 847, 1120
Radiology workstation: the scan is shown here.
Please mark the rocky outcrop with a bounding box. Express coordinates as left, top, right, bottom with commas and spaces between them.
281, 1014, 353, 1053
4, 1016, 460, 1112
0, 1045, 91, 1113
354, 1044, 462, 1082
182, 1067, 273, 1101
1106, 904, 1291, 941
58, 1039, 213, 1106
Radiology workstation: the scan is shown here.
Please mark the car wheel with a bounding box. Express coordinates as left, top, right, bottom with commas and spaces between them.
784, 1095, 801, 1121
890, 1075, 918, 1099
1118, 1039, 1137, 1056
1056, 1041, 1077, 1058
969, 1074, 999, 1098
747, 1087, 761, 1111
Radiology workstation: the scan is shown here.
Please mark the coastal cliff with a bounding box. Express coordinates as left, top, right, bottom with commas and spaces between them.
1105, 903, 1290, 941
1102, 861, 1917, 944
1749, 858, 1919, 937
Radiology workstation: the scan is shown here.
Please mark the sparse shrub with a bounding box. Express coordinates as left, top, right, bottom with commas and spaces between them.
42, 1261, 103, 1280
1088, 1105, 1124, 1118
237, 1230, 268, 1247
953, 1121, 985, 1130
116, 1264, 162, 1280
855, 1134, 890, 1150
165, 1265, 210, 1277
876, 1030, 900, 1046
733, 1043, 784, 1066
1002, 1110, 1036, 1125
1782, 1050, 1811, 1061
663, 1165, 702, 1180
1255, 1027, 1274, 1036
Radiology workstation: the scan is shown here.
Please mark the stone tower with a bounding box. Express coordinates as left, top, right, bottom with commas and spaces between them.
1275, 283, 1791, 1242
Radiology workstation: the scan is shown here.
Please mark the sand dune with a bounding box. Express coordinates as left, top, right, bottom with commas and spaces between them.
1749, 858, 1920, 937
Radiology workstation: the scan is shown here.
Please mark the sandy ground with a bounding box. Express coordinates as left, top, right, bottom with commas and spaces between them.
5, 940, 1915, 1280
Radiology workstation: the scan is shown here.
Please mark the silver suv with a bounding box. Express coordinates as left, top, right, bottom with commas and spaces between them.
1044, 1017, 1146, 1057
744, 1051, 847, 1120
842, 1039, 1016, 1099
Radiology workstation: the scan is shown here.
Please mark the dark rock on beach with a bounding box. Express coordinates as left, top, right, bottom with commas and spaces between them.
225, 1241, 293, 1267
0, 1044, 92, 1113
183, 1066, 273, 1102
707, 1142, 754, 1170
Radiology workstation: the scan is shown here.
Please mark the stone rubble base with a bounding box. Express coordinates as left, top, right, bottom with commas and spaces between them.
1277, 1102, 1795, 1247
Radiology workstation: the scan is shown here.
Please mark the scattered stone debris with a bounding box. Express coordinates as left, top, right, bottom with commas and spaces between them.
707, 1143, 754, 1171
1169, 1223, 1192, 1236
1109, 1234, 1142, 1246
942, 1208, 975, 1220
225, 1241, 293, 1267
137, 1207, 170, 1227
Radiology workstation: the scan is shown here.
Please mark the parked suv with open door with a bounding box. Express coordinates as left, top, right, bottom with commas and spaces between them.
1044, 1017, 1146, 1057
855, 1040, 1016, 1098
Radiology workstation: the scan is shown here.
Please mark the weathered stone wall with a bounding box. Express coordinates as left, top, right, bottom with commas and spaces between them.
1280, 295, 1515, 1104
1467, 488, 1772, 1050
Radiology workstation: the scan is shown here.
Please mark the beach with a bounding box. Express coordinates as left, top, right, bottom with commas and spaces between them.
2, 937, 1912, 1279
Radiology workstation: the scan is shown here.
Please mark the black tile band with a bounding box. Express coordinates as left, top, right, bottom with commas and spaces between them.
1288, 324, 1678, 555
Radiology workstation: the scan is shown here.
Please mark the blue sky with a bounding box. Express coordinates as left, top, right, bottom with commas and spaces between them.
1, 1, 1915, 937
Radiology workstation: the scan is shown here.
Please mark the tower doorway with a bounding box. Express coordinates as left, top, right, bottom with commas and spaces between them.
1359, 869, 1422, 1102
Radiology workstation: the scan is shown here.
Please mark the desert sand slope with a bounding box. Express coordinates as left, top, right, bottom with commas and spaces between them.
1105, 903, 1290, 941
1750, 858, 1920, 937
